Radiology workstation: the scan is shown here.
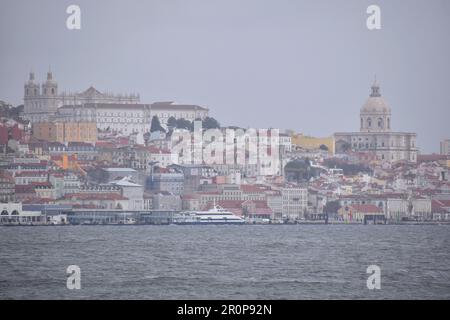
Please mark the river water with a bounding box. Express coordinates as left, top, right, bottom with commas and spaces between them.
0, 225, 449, 299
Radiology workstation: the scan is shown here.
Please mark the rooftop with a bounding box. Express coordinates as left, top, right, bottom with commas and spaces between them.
103, 168, 137, 172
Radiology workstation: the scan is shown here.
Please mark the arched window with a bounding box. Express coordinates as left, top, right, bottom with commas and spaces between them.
360, 118, 363, 129
387, 118, 390, 129
11, 210, 19, 215
378, 118, 383, 128
1, 210, 8, 215
367, 118, 372, 128
51, 88, 55, 95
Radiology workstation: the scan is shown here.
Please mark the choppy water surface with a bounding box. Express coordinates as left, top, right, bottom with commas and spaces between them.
0, 225, 449, 299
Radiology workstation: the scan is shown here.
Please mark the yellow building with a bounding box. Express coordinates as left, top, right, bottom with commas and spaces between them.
291, 133, 335, 154
439, 159, 450, 169
33, 122, 97, 144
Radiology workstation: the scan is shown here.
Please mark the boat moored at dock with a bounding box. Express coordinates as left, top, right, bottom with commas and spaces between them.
173, 205, 245, 225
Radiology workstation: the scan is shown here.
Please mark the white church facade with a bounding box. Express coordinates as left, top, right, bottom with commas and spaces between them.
23, 71, 209, 134
334, 81, 417, 163
24, 71, 140, 123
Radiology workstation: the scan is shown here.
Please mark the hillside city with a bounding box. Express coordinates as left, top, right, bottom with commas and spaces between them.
1, 71, 449, 225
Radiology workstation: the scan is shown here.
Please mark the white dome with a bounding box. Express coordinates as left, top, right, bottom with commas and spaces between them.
360, 82, 391, 114
359, 80, 392, 133
361, 96, 391, 114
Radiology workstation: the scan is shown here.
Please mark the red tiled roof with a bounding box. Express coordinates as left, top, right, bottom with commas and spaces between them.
31, 182, 53, 187
0, 170, 14, 182
181, 194, 199, 200
15, 185, 36, 193
14, 171, 49, 177
418, 154, 449, 163
95, 141, 116, 148
64, 193, 128, 201
241, 184, 271, 193
432, 199, 450, 212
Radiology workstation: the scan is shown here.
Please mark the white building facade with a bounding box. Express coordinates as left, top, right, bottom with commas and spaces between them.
441, 139, 450, 156
23, 72, 209, 133
281, 187, 308, 220
24, 72, 140, 123
334, 81, 418, 163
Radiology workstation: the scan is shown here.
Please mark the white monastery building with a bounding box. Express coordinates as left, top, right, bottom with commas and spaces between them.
23, 71, 209, 133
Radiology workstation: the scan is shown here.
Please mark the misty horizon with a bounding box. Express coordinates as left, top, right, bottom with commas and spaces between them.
1, 0, 449, 153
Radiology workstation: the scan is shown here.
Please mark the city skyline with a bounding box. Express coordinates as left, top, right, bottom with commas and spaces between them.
1, 0, 449, 153
1, 0, 450, 303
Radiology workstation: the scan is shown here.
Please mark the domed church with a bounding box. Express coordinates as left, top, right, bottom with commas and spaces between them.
334, 80, 417, 163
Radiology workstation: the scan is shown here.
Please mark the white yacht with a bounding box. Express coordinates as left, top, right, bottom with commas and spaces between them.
173, 204, 245, 225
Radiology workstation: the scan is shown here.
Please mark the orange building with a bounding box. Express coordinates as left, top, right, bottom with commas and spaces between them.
33, 122, 97, 144
51, 154, 79, 170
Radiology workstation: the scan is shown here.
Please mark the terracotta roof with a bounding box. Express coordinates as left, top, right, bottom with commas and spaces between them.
64, 193, 128, 201
95, 141, 117, 148
0, 171, 14, 182
15, 185, 36, 193
15, 171, 48, 177
432, 199, 450, 212
241, 184, 270, 193
418, 154, 449, 163
181, 194, 200, 200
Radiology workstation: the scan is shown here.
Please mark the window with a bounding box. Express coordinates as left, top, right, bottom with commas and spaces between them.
378, 118, 383, 128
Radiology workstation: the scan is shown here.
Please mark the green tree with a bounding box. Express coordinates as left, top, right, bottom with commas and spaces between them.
167, 116, 177, 129
323, 201, 341, 214
203, 116, 220, 130
176, 118, 193, 130
150, 115, 166, 133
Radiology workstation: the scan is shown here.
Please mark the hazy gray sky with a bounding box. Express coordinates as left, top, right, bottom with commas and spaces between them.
1, 0, 449, 153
